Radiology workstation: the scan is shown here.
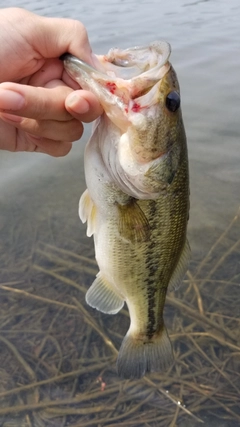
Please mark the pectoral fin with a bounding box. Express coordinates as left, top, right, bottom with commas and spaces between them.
117, 200, 150, 244
86, 272, 124, 314
79, 189, 97, 237
168, 239, 191, 291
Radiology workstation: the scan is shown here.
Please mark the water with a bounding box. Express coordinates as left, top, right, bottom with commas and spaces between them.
0, 0, 239, 426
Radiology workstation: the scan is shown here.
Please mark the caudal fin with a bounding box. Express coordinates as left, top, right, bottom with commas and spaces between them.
116, 325, 173, 379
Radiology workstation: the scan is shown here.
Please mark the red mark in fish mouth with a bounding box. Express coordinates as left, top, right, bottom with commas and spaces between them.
132, 102, 142, 112
106, 82, 117, 94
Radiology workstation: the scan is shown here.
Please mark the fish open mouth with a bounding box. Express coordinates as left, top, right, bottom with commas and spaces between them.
61, 41, 172, 109
61, 40, 171, 85
99, 41, 171, 79
61, 41, 173, 135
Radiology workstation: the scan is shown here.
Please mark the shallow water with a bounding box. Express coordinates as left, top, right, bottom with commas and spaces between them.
0, 0, 240, 426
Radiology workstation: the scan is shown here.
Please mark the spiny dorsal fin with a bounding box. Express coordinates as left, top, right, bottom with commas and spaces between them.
86, 272, 124, 314
168, 239, 191, 291
117, 200, 150, 244
79, 189, 97, 237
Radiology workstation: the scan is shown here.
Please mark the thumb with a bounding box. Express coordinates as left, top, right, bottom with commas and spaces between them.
65, 90, 103, 123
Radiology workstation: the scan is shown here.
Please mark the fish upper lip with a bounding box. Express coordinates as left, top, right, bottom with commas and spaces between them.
60, 53, 107, 78
60, 41, 171, 83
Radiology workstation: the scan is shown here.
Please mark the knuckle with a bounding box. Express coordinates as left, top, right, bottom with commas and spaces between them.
71, 20, 88, 41
57, 142, 72, 157
49, 141, 72, 157
30, 119, 46, 134
67, 120, 84, 141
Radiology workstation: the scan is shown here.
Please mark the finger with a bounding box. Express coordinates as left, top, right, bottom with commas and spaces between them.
0, 113, 84, 142
28, 137, 73, 157
0, 9, 95, 65
0, 9, 97, 83
66, 90, 103, 123
36, 15, 95, 65
0, 119, 17, 151
0, 118, 73, 156
27, 58, 64, 86
27, 59, 81, 90
0, 81, 73, 121
18, 133, 73, 157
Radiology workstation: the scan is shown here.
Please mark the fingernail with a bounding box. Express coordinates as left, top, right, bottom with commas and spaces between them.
66, 93, 90, 114
0, 112, 22, 122
0, 89, 25, 110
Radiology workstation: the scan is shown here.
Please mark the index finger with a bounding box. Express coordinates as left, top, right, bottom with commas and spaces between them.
0, 81, 73, 121
35, 15, 95, 66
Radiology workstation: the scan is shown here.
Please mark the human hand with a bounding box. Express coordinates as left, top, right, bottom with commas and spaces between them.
0, 8, 103, 156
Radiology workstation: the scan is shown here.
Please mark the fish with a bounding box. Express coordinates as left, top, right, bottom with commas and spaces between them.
61, 41, 190, 379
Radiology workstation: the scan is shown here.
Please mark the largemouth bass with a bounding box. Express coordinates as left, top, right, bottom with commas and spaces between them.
61, 41, 190, 379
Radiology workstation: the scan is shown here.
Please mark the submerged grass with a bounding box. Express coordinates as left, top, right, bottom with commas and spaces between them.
0, 207, 239, 427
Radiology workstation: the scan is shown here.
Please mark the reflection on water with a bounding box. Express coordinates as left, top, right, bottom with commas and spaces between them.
0, 0, 240, 426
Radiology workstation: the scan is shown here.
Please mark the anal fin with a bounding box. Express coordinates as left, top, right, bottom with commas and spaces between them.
117, 199, 150, 244
86, 272, 124, 314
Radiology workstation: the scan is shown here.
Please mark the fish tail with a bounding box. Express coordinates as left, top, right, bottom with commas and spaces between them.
116, 325, 173, 379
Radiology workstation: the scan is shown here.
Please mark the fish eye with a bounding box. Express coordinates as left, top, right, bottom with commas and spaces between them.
166, 91, 181, 112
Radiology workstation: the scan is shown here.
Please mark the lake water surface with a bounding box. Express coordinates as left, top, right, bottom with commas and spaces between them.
0, 0, 239, 426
